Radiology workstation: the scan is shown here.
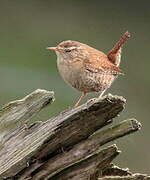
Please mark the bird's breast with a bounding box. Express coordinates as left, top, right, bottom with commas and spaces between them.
57, 56, 83, 89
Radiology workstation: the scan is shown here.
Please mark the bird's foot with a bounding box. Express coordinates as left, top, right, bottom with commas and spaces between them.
87, 98, 97, 106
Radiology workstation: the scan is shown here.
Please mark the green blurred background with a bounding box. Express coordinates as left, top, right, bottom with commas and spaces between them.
0, 0, 149, 174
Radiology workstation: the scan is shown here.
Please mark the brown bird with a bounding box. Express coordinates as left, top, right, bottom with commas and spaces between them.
47, 31, 130, 107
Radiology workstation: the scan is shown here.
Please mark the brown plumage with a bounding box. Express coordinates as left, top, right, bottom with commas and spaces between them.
47, 31, 130, 107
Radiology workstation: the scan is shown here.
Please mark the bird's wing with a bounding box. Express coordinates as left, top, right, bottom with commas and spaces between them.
84, 50, 123, 75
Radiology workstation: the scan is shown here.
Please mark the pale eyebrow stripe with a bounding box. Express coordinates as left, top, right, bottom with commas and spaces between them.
58, 46, 81, 50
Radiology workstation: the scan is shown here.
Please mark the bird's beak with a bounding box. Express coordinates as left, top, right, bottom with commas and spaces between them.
46, 47, 58, 51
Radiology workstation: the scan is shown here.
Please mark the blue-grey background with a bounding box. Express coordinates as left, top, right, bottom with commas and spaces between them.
0, 0, 149, 174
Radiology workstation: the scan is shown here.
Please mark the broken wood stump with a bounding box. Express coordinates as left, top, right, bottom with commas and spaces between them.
0, 89, 149, 180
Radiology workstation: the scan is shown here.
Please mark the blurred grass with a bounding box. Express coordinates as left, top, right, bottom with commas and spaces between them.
0, 0, 149, 174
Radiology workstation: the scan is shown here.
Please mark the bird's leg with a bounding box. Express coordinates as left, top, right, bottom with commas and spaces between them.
74, 92, 86, 107
98, 90, 106, 98
87, 90, 107, 106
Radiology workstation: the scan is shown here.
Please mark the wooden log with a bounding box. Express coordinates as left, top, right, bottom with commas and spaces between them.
98, 175, 150, 180
0, 89, 148, 180
23, 119, 140, 180
49, 145, 119, 180
100, 165, 150, 180
0, 89, 54, 143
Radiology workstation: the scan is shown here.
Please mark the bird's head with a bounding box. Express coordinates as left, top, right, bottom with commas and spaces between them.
47, 40, 89, 60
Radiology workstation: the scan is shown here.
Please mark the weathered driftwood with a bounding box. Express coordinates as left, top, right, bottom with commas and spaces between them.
100, 164, 150, 179
0, 89, 149, 180
99, 175, 150, 180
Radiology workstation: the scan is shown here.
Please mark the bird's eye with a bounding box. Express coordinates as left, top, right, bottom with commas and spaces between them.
65, 48, 71, 53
